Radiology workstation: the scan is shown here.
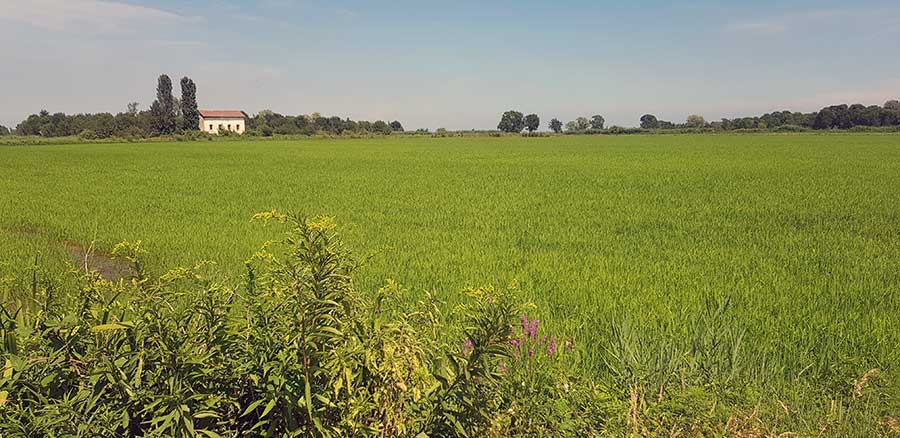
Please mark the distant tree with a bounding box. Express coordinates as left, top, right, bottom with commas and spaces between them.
639, 114, 659, 129
814, 106, 837, 129
857, 105, 882, 127
549, 118, 563, 133
881, 107, 900, 126
180, 77, 199, 131
590, 115, 605, 130
0, 125, 9, 136
575, 117, 591, 131
565, 120, 578, 132
389, 120, 404, 132
686, 114, 706, 128
884, 100, 900, 111
829, 104, 851, 129
150, 74, 177, 135
848, 103, 867, 126
127, 102, 140, 115
524, 114, 540, 133
497, 110, 525, 133
373, 120, 392, 135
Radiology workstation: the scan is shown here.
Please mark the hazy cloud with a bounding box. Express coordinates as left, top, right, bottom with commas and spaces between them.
724, 9, 842, 35
0, 0, 199, 33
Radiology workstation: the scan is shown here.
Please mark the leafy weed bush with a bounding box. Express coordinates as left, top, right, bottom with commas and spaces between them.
0, 213, 606, 437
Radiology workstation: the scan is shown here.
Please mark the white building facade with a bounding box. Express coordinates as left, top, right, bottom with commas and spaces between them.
199, 110, 248, 134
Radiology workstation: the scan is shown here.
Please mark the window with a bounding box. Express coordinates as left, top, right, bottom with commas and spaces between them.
228, 124, 232, 130
218, 124, 223, 131
209, 124, 213, 130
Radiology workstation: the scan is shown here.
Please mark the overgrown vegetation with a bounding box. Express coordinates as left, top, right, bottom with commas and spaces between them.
0, 213, 609, 437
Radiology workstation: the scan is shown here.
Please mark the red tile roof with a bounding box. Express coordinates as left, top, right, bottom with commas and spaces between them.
199, 110, 247, 119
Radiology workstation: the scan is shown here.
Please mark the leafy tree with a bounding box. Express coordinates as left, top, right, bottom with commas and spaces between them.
389, 120, 404, 132
180, 77, 199, 131
524, 114, 540, 133
497, 110, 525, 133
848, 104, 867, 126
639, 114, 659, 129
565, 120, 578, 132
0, 125, 9, 136
858, 105, 883, 126
686, 114, 706, 128
884, 100, 900, 112
150, 74, 177, 135
881, 107, 900, 126
814, 106, 837, 129
548, 118, 563, 133
127, 102, 140, 115
830, 104, 851, 129
373, 120, 392, 135
590, 115, 605, 130
575, 117, 591, 131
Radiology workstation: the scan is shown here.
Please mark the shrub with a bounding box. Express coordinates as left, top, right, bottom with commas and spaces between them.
0, 213, 604, 437
774, 124, 808, 133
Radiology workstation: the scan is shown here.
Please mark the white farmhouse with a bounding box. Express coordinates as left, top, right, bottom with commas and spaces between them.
199, 110, 248, 134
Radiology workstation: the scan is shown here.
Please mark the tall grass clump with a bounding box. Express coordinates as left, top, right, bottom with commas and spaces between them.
0, 213, 608, 437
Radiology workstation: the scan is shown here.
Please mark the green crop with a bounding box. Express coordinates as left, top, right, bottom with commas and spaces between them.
2, 133, 899, 435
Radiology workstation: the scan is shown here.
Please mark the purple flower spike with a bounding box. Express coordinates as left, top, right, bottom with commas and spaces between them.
529, 320, 539, 339
528, 348, 534, 358
510, 338, 521, 348
462, 338, 474, 355
547, 336, 558, 356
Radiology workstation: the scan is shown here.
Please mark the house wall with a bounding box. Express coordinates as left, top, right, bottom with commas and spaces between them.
199, 117, 246, 134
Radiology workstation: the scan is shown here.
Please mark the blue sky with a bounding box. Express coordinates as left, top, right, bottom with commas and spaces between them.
2, 0, 899, 129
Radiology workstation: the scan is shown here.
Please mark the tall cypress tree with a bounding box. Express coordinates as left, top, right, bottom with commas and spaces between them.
180, 77, 199, 131
151, 74, 176, 135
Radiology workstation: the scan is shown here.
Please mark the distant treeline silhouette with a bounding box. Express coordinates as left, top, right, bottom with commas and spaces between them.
6, 74, 403, 139
497, 100, 900, 134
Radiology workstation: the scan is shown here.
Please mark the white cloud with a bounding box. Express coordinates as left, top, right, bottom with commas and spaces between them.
724, 9, 842, 35
724, 7, 900, 37
0, 0, 200, 33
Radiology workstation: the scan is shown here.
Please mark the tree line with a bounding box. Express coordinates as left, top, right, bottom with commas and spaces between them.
248, 111, 402, 137
8, 74, 403, 139
497, 99, 900, 134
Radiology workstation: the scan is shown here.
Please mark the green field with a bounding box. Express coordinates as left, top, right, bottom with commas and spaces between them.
3, 133, 900, 433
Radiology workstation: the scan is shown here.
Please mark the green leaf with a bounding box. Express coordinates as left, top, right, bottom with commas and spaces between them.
260, 398, 277, 419
241, 399, 266, 417
304, 377, 314, 420
91, 322, 134, 332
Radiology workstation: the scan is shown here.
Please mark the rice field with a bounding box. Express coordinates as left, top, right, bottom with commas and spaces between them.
2, 133, 900, 434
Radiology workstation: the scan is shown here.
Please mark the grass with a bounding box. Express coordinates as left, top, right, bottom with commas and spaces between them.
2, 133, 900, 435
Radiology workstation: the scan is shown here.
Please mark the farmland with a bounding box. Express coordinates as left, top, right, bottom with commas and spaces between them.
2, 133, 900, 435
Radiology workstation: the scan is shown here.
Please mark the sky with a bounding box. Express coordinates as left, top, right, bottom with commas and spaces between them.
1, 0, 899, 130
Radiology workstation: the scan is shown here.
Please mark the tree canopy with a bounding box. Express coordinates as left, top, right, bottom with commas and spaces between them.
524, 114, 540, 133
151, 74, 177, 135
180, 77, 199, 131
549, 118, 563, 133
639, 114, 659, 129
497, 111, 526, 133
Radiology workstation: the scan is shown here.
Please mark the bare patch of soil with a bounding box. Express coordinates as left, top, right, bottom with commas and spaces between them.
4, 224, 133, 281
63, 240, 133, 282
